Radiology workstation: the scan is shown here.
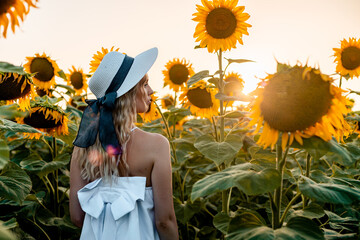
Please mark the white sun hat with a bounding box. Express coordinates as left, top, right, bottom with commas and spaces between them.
89, 47, 158, 99
73, 47, 158, 152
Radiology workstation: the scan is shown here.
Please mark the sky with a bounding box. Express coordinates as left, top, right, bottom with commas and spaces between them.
1, 0, 360, 109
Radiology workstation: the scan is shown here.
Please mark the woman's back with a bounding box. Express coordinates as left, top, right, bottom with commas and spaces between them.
125, 128, 158, 187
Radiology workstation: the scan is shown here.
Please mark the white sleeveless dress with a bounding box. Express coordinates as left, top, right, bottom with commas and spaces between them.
77, 176, 160, 240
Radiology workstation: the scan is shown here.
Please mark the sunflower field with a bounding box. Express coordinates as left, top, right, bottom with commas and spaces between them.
1, 0, 360, 239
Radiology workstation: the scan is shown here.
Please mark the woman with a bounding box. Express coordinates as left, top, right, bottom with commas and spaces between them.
69, 47, 179, 240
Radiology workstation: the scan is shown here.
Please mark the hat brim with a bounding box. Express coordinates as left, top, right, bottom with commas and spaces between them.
116, 47, 158, 97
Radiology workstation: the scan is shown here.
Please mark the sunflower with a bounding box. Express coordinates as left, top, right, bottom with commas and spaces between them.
24, 53, 60, 91
333, 37, 360, 79
0, 0, 37, 38
163, 58, 195, 91
139, 94, 160, 122
224, 71, 244, 106
179, 80, 219, 119
16, 97, 69, 139
192, 0, 251, 53
0, 62, 35, 111
248, 63, 351, 150
161, 94, 175, 109
66, 66, 88, 95
89, 46, 120, 74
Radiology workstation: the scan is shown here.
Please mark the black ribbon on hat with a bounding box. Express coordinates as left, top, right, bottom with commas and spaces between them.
73, 55, 134, 155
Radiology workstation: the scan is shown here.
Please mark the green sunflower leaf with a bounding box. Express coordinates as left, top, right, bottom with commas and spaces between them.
0, 162, 32, 205
0, 118, 44, 135
57, 70, 67, 80
0, 221, 17, 240
55, 84, 76, 94
225, 214, 324, 240
0, 104, 27, 120
298, 176, 360, 204
191, 163, 281, 201
225, 58, 254, 65
20, 153, 70, 178
0, 62, 29, 76
174, 199, 203, 224
187, 70, 210, 88
213, 212, 232, 234
290, 137, 354, 166
194, 134, 243, 165
215, 92, 252, 102
0, 139, 9, 170
274, 217, 325, 240
223, 111, 245, 118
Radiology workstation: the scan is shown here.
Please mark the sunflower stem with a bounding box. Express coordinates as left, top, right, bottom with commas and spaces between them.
303, 153, 312, 208
27, 218, 51, 240
211, 116, 219, 141
154, 101, 183, 201
272, 144, 289, 229
172, 92, 177, 138
279, 192, 301, 226
305, 153, 311, 178
217, 50, 229, 215
52, 137, 60, 216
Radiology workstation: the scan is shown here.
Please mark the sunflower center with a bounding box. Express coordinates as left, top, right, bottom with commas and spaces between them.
341, 46, 360, 70
260, 67, 333, 132
70, 72, 84, 90
187, 87, 213, 108
0, 0, 15, 14
36, 88, 49, 97
163, 98, 173, 108
24, 110, 61, 129
224, 81, 242, 96
30, 58, 55, 82
169, 64, 189, 85
0, 73, 31, 100
206, 8, 237, 39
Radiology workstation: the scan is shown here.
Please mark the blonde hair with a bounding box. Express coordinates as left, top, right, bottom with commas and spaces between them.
72, 77, 148, 182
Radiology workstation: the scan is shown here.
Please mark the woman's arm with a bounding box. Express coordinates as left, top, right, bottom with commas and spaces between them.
69, 150, 88, 228
151, 134, 179, 240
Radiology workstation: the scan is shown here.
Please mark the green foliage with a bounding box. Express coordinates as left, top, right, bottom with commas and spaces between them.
0, 139, 9, 170
0, 162, 32, 205
191, 163, 281, 200
299, 176, 360, 204
194, 134, 243, 165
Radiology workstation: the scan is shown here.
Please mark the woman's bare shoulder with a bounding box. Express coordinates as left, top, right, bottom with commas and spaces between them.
134, 129, 169, 145
131, 129, 170, 164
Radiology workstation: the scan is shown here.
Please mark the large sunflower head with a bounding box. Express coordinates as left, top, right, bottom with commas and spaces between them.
0, 0, 37, 38
89, 46, 120, 74
0, 61, 35, 111
163, 58, 195, 91
192, 0, 251, 53
24, 53, 60, 91
139, 94, 160, 123
66, 66, 88, 95
16, 96, 69, 139
248, 63, 351, 150
333, 37, 360, 79
179, 80, 219, 119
